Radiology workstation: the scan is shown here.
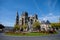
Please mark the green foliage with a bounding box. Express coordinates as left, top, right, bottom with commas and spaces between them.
51, 23, 60, 28
0, 24, 5, 29
22, 24, 27, 29
5, 32, 49, 36
14, 24, 20, 30
33, 21, 40, 30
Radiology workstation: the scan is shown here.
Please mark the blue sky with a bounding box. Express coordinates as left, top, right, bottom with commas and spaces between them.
0, 0, 60, 26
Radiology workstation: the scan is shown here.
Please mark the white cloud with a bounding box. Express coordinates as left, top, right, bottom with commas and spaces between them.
49, 13, 53, 15
39, 13, 60, 22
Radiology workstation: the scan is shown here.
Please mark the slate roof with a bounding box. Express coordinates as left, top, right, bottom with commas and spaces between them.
41, 20, 51, 24
46, 20, 51, 24
41, 21, 46, 24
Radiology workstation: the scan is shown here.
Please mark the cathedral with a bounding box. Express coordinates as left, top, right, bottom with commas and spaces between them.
15, 11, 52, 32
15, 11, 38, 32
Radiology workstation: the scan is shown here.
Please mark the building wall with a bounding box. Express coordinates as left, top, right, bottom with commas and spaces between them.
19, 12, 38, 31
40, 24, 51, 31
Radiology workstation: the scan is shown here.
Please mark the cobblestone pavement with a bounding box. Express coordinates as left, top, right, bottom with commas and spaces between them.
0, 30, 60, 40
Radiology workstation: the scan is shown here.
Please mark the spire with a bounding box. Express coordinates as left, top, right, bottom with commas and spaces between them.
46, 20, 51, 24
34, 13, 38, 19
16, 11, 19, 25
16, 11, 18, 16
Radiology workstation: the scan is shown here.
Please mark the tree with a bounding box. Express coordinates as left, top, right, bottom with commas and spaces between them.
0, 24, 5, 29
0, 24, 5, 31
32, 21, 40, 31
22, 24, 27, 31
51, 23, 60, 29
14, 24, 20, 31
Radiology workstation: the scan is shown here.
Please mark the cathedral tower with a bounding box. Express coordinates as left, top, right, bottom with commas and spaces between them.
34, 14, 38, 20
16, 11, 19, 25
21, 11, 28, 25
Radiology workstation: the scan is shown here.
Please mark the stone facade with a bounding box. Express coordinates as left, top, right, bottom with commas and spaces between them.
15, 11, 51, 32
16, 11, 38, 31
40, 20, 51, 31
16, 11, 19, 25
20, 12, 28, 25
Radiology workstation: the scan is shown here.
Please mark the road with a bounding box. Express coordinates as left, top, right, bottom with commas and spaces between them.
0, 30, 60, 40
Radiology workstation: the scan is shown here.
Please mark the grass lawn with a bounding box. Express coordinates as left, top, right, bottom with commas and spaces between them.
5, 31, 58, 36
5, 32, 49, 36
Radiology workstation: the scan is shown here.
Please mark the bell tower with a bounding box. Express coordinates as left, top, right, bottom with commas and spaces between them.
16, 11, 19, 25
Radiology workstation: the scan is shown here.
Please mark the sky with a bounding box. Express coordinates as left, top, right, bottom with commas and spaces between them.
0, 0, 60, 26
